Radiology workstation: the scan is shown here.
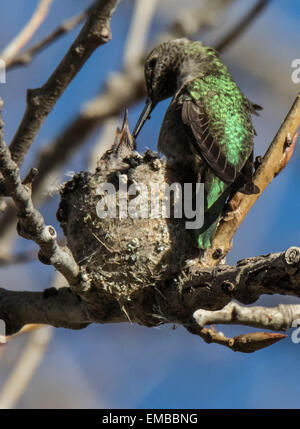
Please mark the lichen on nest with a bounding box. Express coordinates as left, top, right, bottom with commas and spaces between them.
57, 150, 200, 302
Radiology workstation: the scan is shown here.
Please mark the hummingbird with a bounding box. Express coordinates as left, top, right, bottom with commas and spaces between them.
133, 38, 260, 250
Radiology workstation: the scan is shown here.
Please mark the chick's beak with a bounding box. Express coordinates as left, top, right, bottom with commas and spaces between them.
132, 97, 156, 139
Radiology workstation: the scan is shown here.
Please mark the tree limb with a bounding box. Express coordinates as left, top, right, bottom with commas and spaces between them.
0, 287, 91, 336
0, 246, 299, 350
0, 99, 90, 293
180, 247, 300, 309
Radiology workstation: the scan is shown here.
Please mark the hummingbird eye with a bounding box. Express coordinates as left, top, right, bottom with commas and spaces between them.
148, 57, 157, 70
146, 57, 158, 94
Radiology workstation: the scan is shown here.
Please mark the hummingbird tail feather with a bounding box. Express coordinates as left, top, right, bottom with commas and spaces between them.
197, 217, 220, 250
196, 179, 231, 250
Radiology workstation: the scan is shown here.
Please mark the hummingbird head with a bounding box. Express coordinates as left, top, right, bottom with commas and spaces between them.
144, 38, 189, 102
133, 38, 190, 139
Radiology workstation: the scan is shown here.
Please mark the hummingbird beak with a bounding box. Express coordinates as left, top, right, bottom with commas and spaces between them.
132, 97, 156, 139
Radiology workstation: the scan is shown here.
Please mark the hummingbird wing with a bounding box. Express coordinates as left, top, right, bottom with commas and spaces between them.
181, 98, 237, 185
180, 96, 259, 194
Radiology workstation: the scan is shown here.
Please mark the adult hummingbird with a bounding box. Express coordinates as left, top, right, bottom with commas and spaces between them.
133, 38, 260, 250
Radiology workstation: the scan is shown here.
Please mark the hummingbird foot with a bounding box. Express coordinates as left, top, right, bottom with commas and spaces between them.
254, 155, 263, 171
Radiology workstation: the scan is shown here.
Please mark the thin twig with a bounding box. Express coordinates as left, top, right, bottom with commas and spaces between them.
0, 0, 119, 194
0, 248, 37, 266
0, 267, 72, 408
188, 325, 287, 353
89, 117, 120, 171
90, 0, 158, 169
0, 326, 53, 409
194, 301, 300, 332
215, 0, 269, 52
0, 324, 46, 360
0, 235, 67, 266
0, 0, 54, 66
123, 0, 159, 70
6, 8, 89, 70
165, 0, 238, 40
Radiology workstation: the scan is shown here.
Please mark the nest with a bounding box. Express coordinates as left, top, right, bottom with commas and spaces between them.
58, 149, 200, 301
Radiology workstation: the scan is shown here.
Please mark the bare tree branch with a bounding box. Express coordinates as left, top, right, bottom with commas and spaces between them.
180, 247, 300, 307
0, 0, 54, 66
0, 99, 90, 293
188, 326, 287, 353
0, 234, 67, 266
215, 0, 269, 52
0, 287, 91, 335
90, 0, 158, 169
6, 8, 89, 70
0, 246, 299, 349
0, 0, 119, 195
0, 248, 37, 266
161, 0, 238, 40
123, 0, 159, 70
0, 326, 53, 409
194, 301, 300, 332
0, 1, 120, 257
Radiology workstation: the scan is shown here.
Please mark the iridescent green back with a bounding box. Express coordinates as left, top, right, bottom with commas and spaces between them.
184, 44, 255, 247
188, 49, 254, 167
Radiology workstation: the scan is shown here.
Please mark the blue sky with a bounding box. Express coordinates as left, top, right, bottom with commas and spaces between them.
1, 0, 300, 409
